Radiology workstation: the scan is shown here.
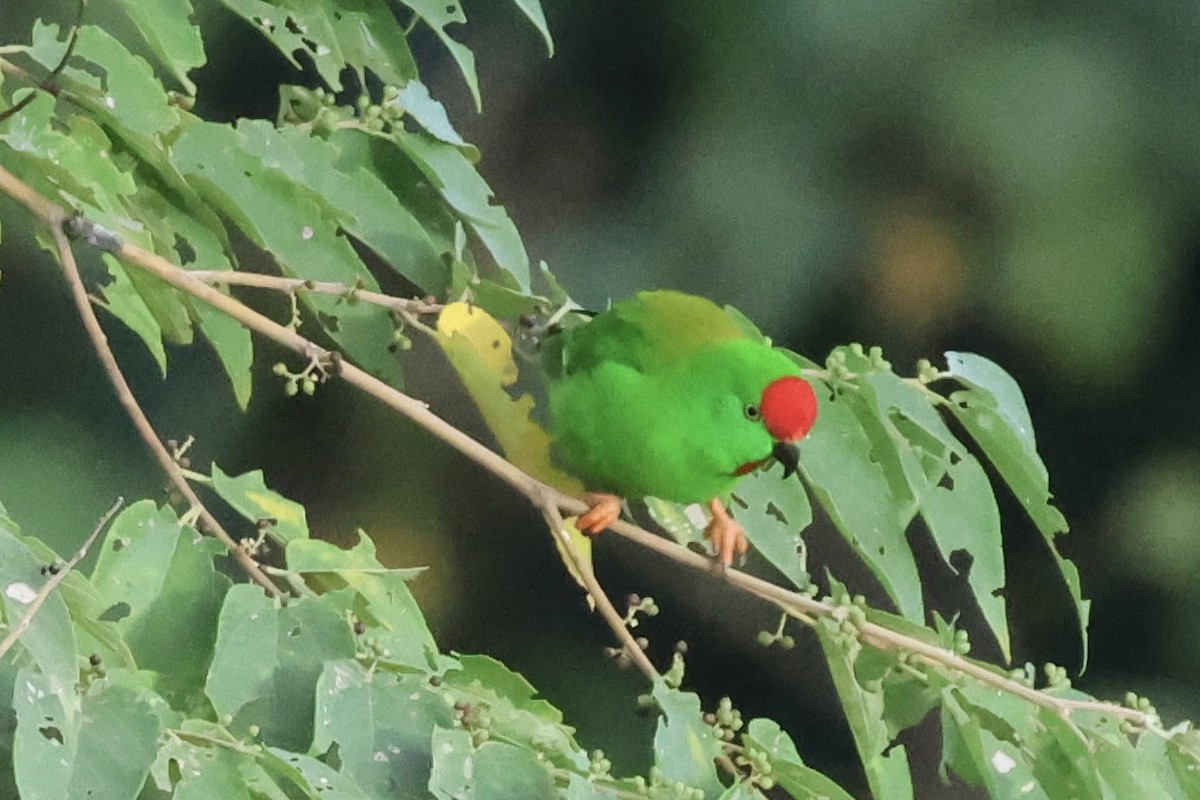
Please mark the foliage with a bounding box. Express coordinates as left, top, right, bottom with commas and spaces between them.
0, 2, 1196, 799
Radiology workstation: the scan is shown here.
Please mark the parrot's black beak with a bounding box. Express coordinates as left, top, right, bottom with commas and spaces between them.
772, 441, 800, 478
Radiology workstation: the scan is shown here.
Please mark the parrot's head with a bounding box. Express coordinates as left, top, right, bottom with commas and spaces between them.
712, 342, 819, 481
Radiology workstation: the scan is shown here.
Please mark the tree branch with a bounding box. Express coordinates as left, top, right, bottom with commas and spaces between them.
45, 212, 282, 597
0, 163, 1154, 729
0, 497, 123, 661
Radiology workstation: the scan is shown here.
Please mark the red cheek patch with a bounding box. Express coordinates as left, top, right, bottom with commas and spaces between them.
761, 376, 818, 442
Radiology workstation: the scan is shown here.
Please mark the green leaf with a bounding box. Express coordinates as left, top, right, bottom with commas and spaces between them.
285, 533, 439, 670
205, 586, 355, 751
939, 688, 1045, 798
29, 23, 177, 139
398, 0, 481, 110
943, 353, 1089, 667
429, 727, 557, 800
866, 372, 1009, 660
800, 390, 924, 622
89, 501, 229, 705
210, 464, 309, 544
190, 299, 254, 409
171, 120, 405, 385
241, 123, 446, 293
11, 667, 79, 800
260, 747, 373, 800
814, 620, 915, 800
732, 464, 812, 590
644, 498, 705, 550
150, 725, 262, 800
111, 0, 206, 93
395, 80, 472, 151
218, 0, 417, 90
443, 655, 585, 770
742, 718, 856, 800
650, 681, 724, 798
97, 255, 169, 375
311, 660, 456, 798
393, 130, 531, 291
0, 521, 78, 700
509, 0, 554, 56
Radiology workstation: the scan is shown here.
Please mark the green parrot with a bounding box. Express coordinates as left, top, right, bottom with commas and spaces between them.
546, 290, 819, 565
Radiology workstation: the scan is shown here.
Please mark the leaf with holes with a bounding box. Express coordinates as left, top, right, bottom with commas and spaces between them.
171, 120, 404, 385
89, 501, 229, 706
205, 585, 356, 751
285, 534, 439, 670
732, 464, 812, 589
651, 681, 724, 798
800, 389, 923, 622
943, 352, 1088, 666
311, 660, 456, 798
211, 464, 309, 545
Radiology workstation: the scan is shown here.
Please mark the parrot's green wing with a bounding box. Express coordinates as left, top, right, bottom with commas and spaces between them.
552, 290, 752, 376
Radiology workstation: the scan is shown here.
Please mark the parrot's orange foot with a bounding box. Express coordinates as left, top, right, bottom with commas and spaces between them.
577, 492, 623, 535
705, 498, 749, 568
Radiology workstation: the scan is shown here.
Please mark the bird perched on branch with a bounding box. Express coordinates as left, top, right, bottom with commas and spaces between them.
545, 290, 818, 566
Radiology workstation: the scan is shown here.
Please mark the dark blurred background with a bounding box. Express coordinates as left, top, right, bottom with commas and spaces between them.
3, 0, 1200, 796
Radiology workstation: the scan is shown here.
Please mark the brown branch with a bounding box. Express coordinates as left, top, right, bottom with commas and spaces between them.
44, 213, 282, 597
536, 489, 659, 681
0, 497, 124, 661
0, 163, 1153, 726
184, 270, 443, 317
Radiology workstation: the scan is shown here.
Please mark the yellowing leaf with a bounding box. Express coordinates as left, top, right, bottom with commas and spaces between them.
433, 303, 592, 587
437, 302, 518, 386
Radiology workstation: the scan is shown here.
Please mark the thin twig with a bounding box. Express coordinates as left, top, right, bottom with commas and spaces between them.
0, 497, 124, 661
185, 270, 444, 319
0, 163, 1153, 728
536, 489, 659, 681
46, 213, 282, 598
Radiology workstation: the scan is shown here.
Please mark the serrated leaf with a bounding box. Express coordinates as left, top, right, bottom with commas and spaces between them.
89, 501, 229, 705
396, 80, 471, 150
651, 682, 724, 798
97, 255, 168, 375
28, 23, 177, 139
943, 355, 1089, 667
399, 0, 481, 110
210, 464, 309, 544
219, 0, 417, 90
171, 120, 405, 385
800, 390, 924, 621
205, 586, 355, 751
312, 660, 456, 798
394, 131, 531, 290
285, 534, 437, 670
429, 728, 557, 800
110, 0, 206, 92
866, 372, 1010, 660
237, 123, 445, 293
732, 464, 812, 589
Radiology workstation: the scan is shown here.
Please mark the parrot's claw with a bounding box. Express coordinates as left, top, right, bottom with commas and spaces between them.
704, 498, 749, 568
576, 492, 623, 535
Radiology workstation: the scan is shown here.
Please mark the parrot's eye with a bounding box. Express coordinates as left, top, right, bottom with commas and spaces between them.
744, 403, 761, 421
